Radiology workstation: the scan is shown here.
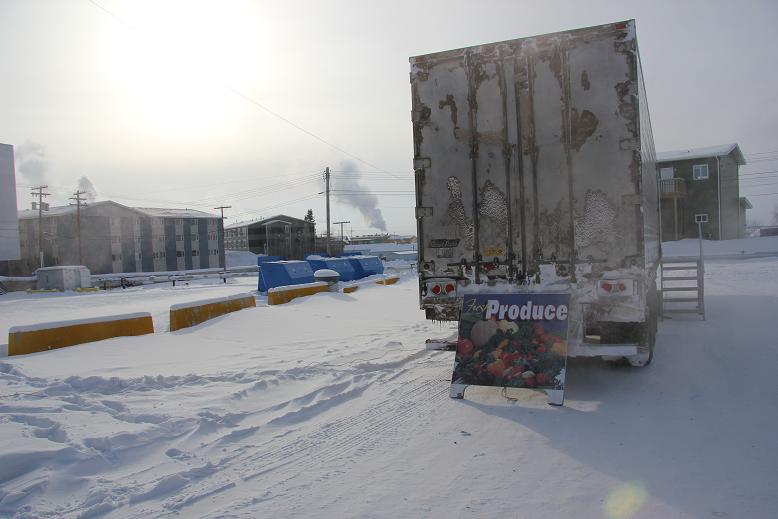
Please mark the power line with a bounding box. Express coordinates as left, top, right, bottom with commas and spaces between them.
229, 193, 322, 220
130, 170, 323, 196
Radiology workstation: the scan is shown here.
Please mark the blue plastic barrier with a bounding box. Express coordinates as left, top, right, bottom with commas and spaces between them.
339, 251, 362, 257
347, 256, 384, 279
258, 260, 315, 292
257, 255, 286, 265
307, 257, 359, 282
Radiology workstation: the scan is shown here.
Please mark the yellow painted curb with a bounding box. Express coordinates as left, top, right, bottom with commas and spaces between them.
342, 285, 359, 294
375, 275, 400, 286
75, 287, 100, 292
26, 289, 58, 293
268, 282, 329, 305
170, 294, 256, 331
8, 313, 154, 356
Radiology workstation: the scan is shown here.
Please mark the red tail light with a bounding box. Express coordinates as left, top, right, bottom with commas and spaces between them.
431, 284, 441, 295
599, 279, 631, 295
445, 283, 455, 294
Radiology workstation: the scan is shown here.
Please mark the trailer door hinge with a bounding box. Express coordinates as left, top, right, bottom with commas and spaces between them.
416, 207, 433, 218
413, 157, 431, 170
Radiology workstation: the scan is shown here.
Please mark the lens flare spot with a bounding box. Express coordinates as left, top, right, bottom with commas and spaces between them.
604, 481, 648, 519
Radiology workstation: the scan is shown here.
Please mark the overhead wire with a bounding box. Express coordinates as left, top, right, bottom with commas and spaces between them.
229, 193, 322, 220
85, 0, 401, 179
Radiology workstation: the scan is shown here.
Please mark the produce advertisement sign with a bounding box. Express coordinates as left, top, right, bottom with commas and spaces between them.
452, 293, 571, 402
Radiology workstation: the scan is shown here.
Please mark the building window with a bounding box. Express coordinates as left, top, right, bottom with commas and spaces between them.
660, 167, 674, 180
695, 213, 709, 223
692, 164, 709, 180
176, 234, 183, 241
192, 250, 199, 257
176, 251, 184, 258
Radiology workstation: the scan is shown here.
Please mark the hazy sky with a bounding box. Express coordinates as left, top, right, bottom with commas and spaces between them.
2, 0, 777, 235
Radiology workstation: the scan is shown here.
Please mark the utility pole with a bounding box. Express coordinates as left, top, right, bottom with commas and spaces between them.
325, 167, 331, 256
333, 220, 350, 252
213, 206, 231, 270
31, 185, 50, 268
70, 190, 88, 265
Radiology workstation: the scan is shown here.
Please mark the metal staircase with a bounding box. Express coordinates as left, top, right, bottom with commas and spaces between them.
660, 224, 706, 320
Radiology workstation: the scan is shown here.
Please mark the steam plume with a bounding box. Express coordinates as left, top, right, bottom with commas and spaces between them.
77, 176, 98, 203
15, 140, 49, 185
333, 160, 387, 232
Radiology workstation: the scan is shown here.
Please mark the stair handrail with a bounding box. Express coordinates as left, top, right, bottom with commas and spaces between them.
697, 222, 704, 275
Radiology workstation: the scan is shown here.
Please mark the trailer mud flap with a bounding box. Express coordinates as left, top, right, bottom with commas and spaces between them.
450, 292, 571, 406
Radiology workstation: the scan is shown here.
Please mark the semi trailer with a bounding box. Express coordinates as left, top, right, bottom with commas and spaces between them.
410, 20, 659, 366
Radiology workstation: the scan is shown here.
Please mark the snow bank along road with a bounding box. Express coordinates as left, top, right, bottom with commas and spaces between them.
0, 277, 261, 344
1, 258, 777, 518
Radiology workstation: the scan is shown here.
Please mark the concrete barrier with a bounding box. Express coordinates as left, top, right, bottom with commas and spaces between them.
169, 293, 256, 331
375, 275, 400, 286
342, 285, 359, 294
268, 281, 329, 305
8, 312, 154, 356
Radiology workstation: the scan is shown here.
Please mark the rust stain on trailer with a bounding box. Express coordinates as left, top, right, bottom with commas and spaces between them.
570, 108, 599, 151
538, 201, 572, 259
581, 70, 591, 90
411, 89, 431, 156
438, 94, 459, 134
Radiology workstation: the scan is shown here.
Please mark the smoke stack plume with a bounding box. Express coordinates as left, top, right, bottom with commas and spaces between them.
16, 140, 49, 185
333, 160, 387, 232
77, 176, 98, 203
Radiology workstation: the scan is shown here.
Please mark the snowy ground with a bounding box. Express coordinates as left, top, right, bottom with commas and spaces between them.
662, 234, 778, 258
1, 242, 777, 518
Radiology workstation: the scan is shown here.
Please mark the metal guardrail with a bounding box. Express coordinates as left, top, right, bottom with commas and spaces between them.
92, 265, 259, 288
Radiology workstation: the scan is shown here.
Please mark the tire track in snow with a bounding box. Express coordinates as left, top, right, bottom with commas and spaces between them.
149, 360, 451, 516
0, 318, 449, 517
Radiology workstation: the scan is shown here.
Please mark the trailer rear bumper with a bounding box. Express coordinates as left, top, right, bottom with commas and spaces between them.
568, 342, 638, 358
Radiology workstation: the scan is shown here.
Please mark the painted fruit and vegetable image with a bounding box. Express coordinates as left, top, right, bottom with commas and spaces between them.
452, 294, 569, 390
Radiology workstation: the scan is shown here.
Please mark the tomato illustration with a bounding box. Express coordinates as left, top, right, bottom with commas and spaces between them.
487, 360, 506, 377
457, 338, 475, 358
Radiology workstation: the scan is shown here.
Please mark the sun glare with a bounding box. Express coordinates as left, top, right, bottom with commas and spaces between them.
101, 0, 269, 139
